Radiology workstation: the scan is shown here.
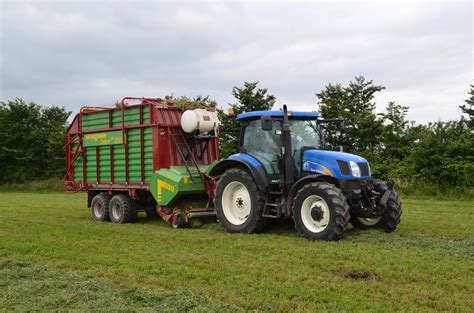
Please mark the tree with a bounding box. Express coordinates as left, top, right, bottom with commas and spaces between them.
218, 82, 276, 158
460, 84, 474, 128
406, 120, 474, 187
315, 76, 385, 155
0, 98, 70, 183
42, 106, 72, 178
369, 101, 413, 179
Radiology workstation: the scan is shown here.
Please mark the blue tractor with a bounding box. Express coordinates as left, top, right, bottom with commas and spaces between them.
210, 105, 402, 240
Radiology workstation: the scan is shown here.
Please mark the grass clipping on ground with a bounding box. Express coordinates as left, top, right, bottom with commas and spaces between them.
0, 260, 241, 312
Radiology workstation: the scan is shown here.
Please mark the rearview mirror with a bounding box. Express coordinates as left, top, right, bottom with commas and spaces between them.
261, 116, 273, 131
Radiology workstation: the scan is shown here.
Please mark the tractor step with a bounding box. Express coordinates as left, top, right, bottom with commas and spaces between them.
262, 213, 280, 218
263, 202, 282, 218
268, 191, 283, 195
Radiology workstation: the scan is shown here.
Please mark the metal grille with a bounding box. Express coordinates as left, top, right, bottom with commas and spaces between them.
337, 160, 350, 175
358, 162, 370, 176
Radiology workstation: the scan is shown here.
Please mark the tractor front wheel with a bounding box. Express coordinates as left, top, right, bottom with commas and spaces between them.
215, 168, 265, 233
109, 194, 138, 224
350, 180, 402, 232
292, 182, 350, 241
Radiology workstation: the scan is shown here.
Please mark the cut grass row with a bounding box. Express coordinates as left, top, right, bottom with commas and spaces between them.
0, 192, 473, 311
0, 260, 241, 312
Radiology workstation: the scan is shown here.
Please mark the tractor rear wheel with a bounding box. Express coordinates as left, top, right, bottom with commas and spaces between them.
350, 180, 402, 232
91, 194, 111, 222
292, 182, 350, 241
215, 168, 265, 233
109, 194, 138, 224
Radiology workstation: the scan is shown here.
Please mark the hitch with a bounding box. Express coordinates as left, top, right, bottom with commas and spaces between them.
155, 206, 189, 228
154, 205, 216, 228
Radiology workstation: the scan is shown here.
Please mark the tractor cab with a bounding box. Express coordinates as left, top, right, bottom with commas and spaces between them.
234, 110, 370, 184
237, 111, 322, 177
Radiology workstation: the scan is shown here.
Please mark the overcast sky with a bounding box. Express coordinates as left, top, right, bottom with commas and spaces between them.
1, 0, 472, 123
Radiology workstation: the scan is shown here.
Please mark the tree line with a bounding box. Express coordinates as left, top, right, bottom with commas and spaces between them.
1, 78, 472, 193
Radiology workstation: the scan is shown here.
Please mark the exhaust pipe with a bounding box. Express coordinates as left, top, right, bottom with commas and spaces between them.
282, 105, 294, 186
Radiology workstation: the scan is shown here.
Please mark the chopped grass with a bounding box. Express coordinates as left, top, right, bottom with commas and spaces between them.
0, 192, 472, 311
0, 260, 241, 312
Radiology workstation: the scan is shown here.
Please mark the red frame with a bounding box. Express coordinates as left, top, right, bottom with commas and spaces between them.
64, 97, 220, 194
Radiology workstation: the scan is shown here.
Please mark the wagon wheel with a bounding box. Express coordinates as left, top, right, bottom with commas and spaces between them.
171, 214, 187, 229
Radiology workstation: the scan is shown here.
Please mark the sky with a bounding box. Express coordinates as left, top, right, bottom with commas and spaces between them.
0, 0, 472, 124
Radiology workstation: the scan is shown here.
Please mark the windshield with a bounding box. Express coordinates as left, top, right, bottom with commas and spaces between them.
289, 119, 323, 150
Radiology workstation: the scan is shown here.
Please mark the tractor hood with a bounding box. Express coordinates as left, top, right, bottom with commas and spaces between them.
302, 150, 371, 180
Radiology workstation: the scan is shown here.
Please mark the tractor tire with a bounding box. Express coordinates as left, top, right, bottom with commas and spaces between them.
109, 194, 138, 224
292, 182, 350, 241
350, 180, 402, 232
215, 168, 265, 233
91, 194, 111, 222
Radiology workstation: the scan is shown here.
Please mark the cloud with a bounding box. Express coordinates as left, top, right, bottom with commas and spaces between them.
0, 1, 471, 124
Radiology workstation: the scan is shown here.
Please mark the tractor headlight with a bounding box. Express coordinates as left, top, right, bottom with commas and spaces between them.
349, 161, 361, 177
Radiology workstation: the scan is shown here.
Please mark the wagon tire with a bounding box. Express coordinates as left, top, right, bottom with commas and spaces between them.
350, 180, 402, 232
91, 194, 112, 222
109, 194, 138, 224
171, 215, 186, 229
215, 168, 265, 233
292, 182, 350, 241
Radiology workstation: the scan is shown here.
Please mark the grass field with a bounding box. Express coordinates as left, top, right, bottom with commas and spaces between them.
0, 192, 473, 311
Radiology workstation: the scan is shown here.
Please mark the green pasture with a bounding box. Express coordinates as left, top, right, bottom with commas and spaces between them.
0, 193, 472, 311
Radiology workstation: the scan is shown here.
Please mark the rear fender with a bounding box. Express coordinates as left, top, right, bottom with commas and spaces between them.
208, 158, 269, 192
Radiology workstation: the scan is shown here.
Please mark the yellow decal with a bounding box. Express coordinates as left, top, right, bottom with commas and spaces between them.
83, 130, 123, 147
322, 166, 334, 176
157, 180, 175, 201
183, 176, 189, 184
85, 133, 107, 140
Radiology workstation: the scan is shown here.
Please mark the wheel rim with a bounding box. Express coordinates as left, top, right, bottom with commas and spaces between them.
356, 216, 382, 226
93, 202, 104, 218
300, 195, 330, 233
222, 181, 251, 225
111, 202, 123, 221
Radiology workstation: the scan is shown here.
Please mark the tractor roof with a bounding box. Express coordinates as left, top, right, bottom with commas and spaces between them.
236, 110, 320, 121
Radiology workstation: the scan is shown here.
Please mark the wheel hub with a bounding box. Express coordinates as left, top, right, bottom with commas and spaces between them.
310, 206, 324, 221
236, 197, 244, 209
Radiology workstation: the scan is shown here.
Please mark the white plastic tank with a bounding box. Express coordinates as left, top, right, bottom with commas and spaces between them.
180, 109, 220, 134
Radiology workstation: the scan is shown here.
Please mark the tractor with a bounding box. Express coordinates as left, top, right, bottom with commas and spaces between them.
210, 105, 402, 240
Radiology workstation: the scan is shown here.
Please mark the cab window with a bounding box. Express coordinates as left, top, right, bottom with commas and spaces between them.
242, 119, 281, 175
